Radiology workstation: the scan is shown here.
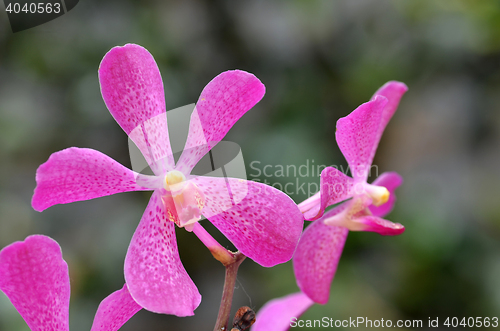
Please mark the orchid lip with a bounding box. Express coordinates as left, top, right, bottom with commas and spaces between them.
162, 177, 206, 230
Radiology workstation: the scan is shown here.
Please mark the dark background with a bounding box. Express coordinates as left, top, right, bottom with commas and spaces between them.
1, 1, 499, 330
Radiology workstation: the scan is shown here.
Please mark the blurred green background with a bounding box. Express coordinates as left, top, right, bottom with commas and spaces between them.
1, 0, 500, 330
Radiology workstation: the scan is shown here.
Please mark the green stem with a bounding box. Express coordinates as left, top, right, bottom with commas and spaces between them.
213, 252, 246, 331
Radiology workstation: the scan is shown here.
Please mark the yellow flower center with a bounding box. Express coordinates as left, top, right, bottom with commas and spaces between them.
164, 170, 186, 192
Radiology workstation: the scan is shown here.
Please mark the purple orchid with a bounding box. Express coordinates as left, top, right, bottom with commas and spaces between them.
249, 83, 407, 330
31, 44, 304, 316
294, 82, 407, 304
299, 81, 408, 232
0, 235, 142, 331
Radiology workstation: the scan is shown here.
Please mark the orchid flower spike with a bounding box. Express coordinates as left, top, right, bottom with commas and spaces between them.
294, 81, 407, 304
31, 44, 304, 316
0, 235, 142, 331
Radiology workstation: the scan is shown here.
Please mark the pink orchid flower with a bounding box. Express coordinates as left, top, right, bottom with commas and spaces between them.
0, 235, 142, 331
250, 83, 408, 330
31, 44, 304, 316
299, 81, 408, 233
294, 81, 407, 304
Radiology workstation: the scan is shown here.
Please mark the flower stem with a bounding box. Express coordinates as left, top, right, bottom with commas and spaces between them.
192, 222, 234, 265
213, 252, 246, 331
191, 223, 247, 329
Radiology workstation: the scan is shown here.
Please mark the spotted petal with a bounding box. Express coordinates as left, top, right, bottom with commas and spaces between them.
300, 167, 354, 221
371, 81, 408, 147
99, 44, 175, 174
0, 235, 70, 331
193, 176, 304, 267
336, 95, 387, 182
90, 284, 142, 331
124, 191, 201, 316
32, 147, 152, 212
369, 171, 403, 218
293, 207, 349, 304
176, 70, 265, 174
252, 292, 314, 331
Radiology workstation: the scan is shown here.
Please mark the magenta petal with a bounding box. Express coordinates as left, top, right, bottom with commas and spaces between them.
304, 167, 353, 221
252, 292, 314, 331
336, 96, 387, 182
0, 235, 70, 331
99, 44, 175, 173
320, 167, 354, 209
124, 191, 201, 316
303, 202, 321, 221
176, 70, 265, 174
354, 215, 405, 236
371, 81, 408, 144
293, 208, 348, 304
32, 147, 151, 212
194, 176, 304, 267
90, 284, 142, 331
369, 172, 403, 217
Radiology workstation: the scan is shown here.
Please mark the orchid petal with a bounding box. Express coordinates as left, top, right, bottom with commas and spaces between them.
336, 96, 387, 182
293, 208, 348, 304
176, 70, 265, 174
350, 215, 405, 236
99, 44, 175, 174
90, 284, 142, 331
302, 167, 354, 221
371, 81, 408, 144
32, 147, 152, 212
302, 202, 321, 222
252, 292, 314, 331
193, 176, 304, 267
124, 191, 201, 316
369, 171, 403, 218
0, 235, 70, 331
297, 191, 319, 215
322, 195, 404, 236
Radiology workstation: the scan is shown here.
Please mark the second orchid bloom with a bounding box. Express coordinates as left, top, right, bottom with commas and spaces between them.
253, 82, 408, 331
294, 81, 407, 304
